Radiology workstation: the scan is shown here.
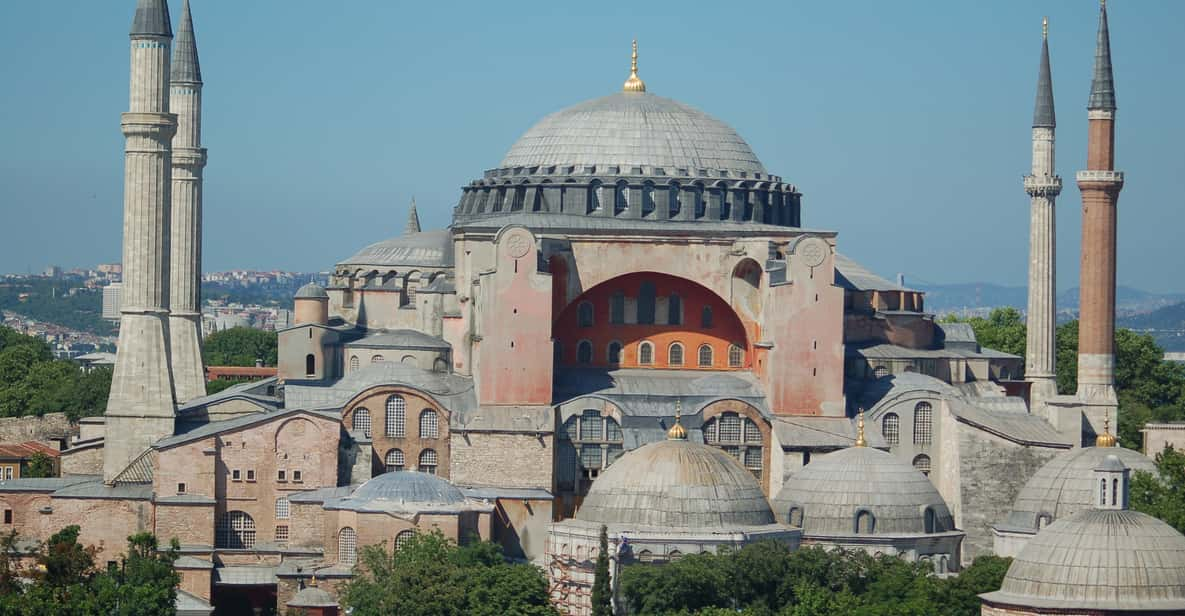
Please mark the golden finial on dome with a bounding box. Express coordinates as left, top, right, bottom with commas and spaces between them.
855, 409, 867, 448
308, 574, 318, 588
1096, 412, 1117, 447
667, 399, 687, 440
623, 39, 647, 93
1042, 16, 1048, 39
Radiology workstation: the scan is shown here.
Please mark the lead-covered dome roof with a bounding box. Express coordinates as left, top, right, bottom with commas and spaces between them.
576, 439, 775, 528
773, 446, 955, 535
998, 446, 1154, 533
325, 471, 469, 514
499, 92, 767, 178
982, 509, 1185, 611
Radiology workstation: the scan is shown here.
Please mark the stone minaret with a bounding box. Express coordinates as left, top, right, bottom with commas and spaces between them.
168, 0, 207, 403
1076, 0, 1124, 406
406, 197, 421, 234
105, 0, 178, 483
1024, 18, 1062, 407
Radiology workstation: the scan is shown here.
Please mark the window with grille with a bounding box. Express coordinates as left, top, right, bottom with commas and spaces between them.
385, 449, 405, 472
305, 354, 316, 376
385, 395, 406, 438
913, 454, 932, 476
698, 344, 713, 367
419, 410, 439, 439
353, 408, 372, 437
580, 445, 603, 470
882, 413, 900, 445
349, 356, 360, 371
338, 527, 357, 565
577, 340, 593, 364
609, 292, 625, 324
744, 448, 762, 476
419, 449, 438, 474
561, 411, 625, 482
607, 342, 622, 365
668, 343, 684, 366
275, 497, 290, 520
371, 355, 385, 364
275, 525, 289, 545
395, 530, 415, 551
216, 511, 256, 550
580, 412, 603, 441
578, 302, 594, 327
719, 415, 742, 441
704, 412, 764, 480
743, 418, 762, 443
873, 365, 889, 379
913, 402, 933, 445
728, 344, 743, 368
638, 342, 654, 365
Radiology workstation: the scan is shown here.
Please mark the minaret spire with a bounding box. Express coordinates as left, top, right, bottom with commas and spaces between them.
406, 197, 422, 234
1088, 0, 1117, 112
1024, 17, 1062, 409
168, 0, 208, 403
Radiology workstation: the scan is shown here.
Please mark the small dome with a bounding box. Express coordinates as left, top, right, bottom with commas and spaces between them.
499, 92, 767, 177
983, 509, 1185, 611
999, 446, 1154, 532
294, 282, 328, 299
773, 446, 955, 535
331, 471, 466, 513
288, 584, 338, 608
577, 439, 774, 528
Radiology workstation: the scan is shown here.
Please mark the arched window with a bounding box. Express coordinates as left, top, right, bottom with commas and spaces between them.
668, 184, 681, 217
305, 354, 316, 376
609, 292, 625, 324
1112, 478, 1118, 506
668, 294, 682, 325
385, 448, 405, 472
560, 410, 625, 485
607, 341, 622, 365
913, 402, 933, 445
873, 365, 889, 379
704, 412, 763, 479
638, 281, 656, 324
352, 408, 372, 437
216, 511, 256, 549
385, 395, 406, 438
401, 355, 416, 365
1036, 514, 1051, 529
913, 454, 932, 476
578, 301, 594, 327
614, 180, 629, 214
338, 527, 357, 565
882, 413, 899, 445
789, 507, 804, 527
1100, 478, 1107, 506
395, 530, 415, 551
668, 550, 682, 562
577, 340, 593, 364
371, 354, 385, 364
855, 510, 875, 534
701, 306, 713, 328
698, 344, 714, 367
638, 341, 654, 365
923, 507, 937, 533
668, 343, 684, 366
588, 180, 603, 212
275, 497, 290, 520
728, 344, 743, 368
419, 449, 438, 474
433, 358, 449, 373
349, 356, 360, 371
637, 550, 653, 563
641, 182, 655, 217
419, 409, 439, 439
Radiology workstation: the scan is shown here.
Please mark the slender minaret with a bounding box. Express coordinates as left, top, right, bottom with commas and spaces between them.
1076, 0, 1124, 406
168, 0, 207, 403
105, 0, 178, 483
1024, 18, 1062, 407
406, 197, 421, 234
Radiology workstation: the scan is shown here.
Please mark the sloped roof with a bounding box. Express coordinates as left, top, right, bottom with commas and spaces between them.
833, 253, 915, 293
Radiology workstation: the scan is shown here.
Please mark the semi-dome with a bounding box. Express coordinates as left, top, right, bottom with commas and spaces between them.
773, 445, 955, 535
325, 471, 467, 514
982, 509, 1185, 611
576, 439, 774, 528
338, 229, 452, 270
998, 445, 1154, 533
500, 92, 766, 178
294, 282, 328, 299
288, 583, 338, 608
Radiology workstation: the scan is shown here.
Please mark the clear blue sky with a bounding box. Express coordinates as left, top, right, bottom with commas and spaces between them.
1, 1, 1182, 293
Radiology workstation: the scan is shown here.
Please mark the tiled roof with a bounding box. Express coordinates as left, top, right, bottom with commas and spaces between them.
0, 441, 60, 459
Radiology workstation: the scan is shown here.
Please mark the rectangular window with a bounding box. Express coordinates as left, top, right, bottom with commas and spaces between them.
246, 470, 256, 482
275, 525, 289, 545
177, 483, 186, 494
231, 469, 241, 481
293, 470, 303, 483
579, 445, 603, 470
3, 510, 11, 524
277, 470, 287, 482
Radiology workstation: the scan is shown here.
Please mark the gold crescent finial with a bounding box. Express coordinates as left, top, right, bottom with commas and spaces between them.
667, 399, 687, 440
1096, 411, 1117, 447
623, 39, 647, 93
855, 410, 867, 448
309, 574, 318, 588
1042, 16, 1048, 39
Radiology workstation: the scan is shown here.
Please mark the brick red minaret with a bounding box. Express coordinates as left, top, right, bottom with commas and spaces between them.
1076, 0, 1123, 405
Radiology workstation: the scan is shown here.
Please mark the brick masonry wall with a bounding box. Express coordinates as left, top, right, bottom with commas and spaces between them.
0, 413, 74, 442
450, 432, 552, 490
59, 446, 103, 475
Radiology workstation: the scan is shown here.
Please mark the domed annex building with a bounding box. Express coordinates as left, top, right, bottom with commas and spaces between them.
1, 1, 1171, 614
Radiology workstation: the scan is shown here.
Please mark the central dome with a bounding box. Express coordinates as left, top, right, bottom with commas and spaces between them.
499, 92, 767, 177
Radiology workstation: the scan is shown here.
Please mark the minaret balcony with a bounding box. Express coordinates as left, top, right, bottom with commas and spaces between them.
1023, 175, 1063, 197
1075, 170, 1124, 186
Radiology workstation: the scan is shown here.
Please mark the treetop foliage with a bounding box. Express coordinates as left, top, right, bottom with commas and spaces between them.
0, 326, 110, 420
203, 327, 278, 367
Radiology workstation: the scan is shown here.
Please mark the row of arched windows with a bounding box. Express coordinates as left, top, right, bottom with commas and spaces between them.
583, 297, 713, 328
351, 396, 441, 440
574, 340, 743, 368
703, 412, 764, 479
880, 402, 933, 446
784, 505, 944, 534
383, 448, 438, 474
337, 527, 416, 566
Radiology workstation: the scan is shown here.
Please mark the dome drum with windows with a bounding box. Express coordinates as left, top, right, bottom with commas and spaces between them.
454, 42, 802, 227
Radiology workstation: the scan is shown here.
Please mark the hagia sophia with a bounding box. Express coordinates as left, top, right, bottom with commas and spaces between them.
2, 1, 1184, 615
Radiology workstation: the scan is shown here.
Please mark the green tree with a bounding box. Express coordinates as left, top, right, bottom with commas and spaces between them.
948, 307, 1027, 359
1131, 446, 1185, 534
590, 526, 612, 616
203, 327, 278, 367
25, 451, 56, 478
87, 533, 180, 616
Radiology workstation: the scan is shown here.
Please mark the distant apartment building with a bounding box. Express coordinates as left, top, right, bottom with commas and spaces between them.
43, 265, 61, 278
101, 282, 122, 321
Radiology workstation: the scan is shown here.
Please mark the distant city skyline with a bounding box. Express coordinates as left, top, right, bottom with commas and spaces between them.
1, 1, 1183, 292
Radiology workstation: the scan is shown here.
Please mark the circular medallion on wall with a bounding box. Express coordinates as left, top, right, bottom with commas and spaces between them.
797, 237, 828, 268
504, 229, 533, 258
